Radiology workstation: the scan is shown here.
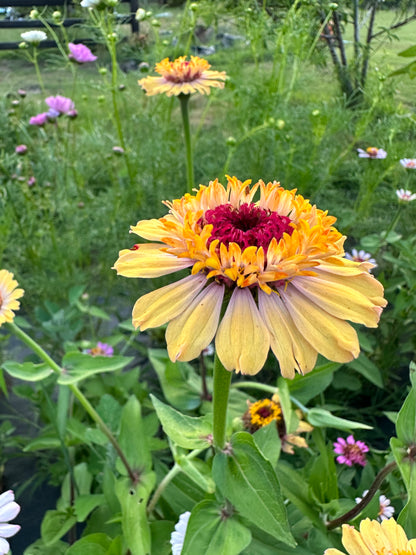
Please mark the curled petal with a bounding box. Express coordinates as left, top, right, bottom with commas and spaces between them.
258, 289, 317, 378
215, 288, 270, 375
167, 282, 224, 362
132, 274, 207, 330
113, 244, 193, 278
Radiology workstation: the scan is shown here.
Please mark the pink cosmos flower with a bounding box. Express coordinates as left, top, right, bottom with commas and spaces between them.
29, 112, 49, 126
87, 342, 114, 356
345, 249, 377, 270
333, 435, 369, 467
45, 95, 75, 116
15, 144, 28, 155
27, 176, 36, 187
396, 188, 416, 202
357, 147, 387, 159
0, 490, 21, 555
355, 490, 395, 522
400, 158, 416, 169
68, 42, 97, 63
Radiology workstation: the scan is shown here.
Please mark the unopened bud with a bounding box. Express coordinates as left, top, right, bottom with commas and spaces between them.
29, 9, 39, 19
226, 136, 237, 147
99, 67, 108, 75
135, 7, 146, 21
277, 119, 285, 129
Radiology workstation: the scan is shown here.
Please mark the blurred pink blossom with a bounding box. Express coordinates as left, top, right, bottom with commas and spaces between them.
68, 42, 97, 63
15, 144, 28, 155
357, 147, 387, 159
87, 342, 114, 357
400, 158, 416, 169
396, 188, 416, 202
45, 95, 75, 116
333, 435, 369, 467
27, 177, 36, 187
29, 112, 49, 126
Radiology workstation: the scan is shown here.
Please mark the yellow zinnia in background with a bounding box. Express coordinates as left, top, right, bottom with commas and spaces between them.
0, 270, 24, 327
138, 56, 226, 97
114, 176, 386, 377
324, 518, 416, 555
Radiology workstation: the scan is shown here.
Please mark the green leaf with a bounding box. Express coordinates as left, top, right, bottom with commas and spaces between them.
23, 436, 61, 452
177, 457, 216, 493
395, 380, 416, 445
0, 368, 8, 396
398, 44, 416, 57
117, 396, 152, 474
253, 422, 281, 467
2, 360, 54, 382
154, 460, 205, 514
58, 353, 133, 385
74, 494, 106, 522
23, 539, 68, 555
309, 431, 338, 504
287, 362, 338, 404
182, 500, 252, 555
349, 353, 383, 388
151, 395, 212, 449
65, 533, 111, 555
41, 510, 77, 546
115, 476, 155, 555
212, 432, 295, 547
150, 521, 174, 555
148, 349, 202, 411
307, 408, 372, 431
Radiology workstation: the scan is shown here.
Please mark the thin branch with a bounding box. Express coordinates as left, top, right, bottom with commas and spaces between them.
361, 1, 377, 88
326, 461, 397, 530
332, 11, 348, 67
371, 12, 416, 40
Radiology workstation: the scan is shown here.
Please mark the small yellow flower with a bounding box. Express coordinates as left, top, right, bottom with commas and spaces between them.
324, 518, 416, 555
138, 56, 226, 97
0, 270, 24, 327
113, 176, 387, 377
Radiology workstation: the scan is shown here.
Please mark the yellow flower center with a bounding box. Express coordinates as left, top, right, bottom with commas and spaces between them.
156, 56, 208, 83
366, 147, 379, 156
249, 399, 282, 428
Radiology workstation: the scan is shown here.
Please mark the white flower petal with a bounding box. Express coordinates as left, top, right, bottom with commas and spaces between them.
0, 501, 20, 523
0, 523, 20, 538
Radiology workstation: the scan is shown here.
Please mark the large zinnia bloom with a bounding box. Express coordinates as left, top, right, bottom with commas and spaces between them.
324, 518, 416, 555
138, 56, 226, 97
0, 270, 24, 327
113, 177, 386, 376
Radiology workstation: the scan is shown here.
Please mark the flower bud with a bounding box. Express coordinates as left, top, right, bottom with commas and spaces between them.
277, 119, 285, 129
99, 67, 108, 75
29, 9, 39, 19
151, 18, 160, 27
135, 8, 146, 21
190, 3, 198, 11
226, 136, 237, 147
52, 10, 62, 20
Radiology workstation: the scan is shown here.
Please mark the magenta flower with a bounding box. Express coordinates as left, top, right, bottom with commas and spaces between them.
45, 95, 75, 116
333, 435, 369, 467
15, 144, 28, 155
87, 342, 114, 357
68, 42, 97, 63
29, 112, 49, 126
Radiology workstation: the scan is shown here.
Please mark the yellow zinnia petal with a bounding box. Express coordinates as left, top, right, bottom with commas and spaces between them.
113, 244, 194, 278
166, 282, 224, 362
379, 517, 409, 550
258, 289, 317, 378
341, 523, 374, 555
323, 550, 347, 555
215, 288, 270, 375
130, 219, 170, 241
132, 274, 207, 330
282, 285, 360, 363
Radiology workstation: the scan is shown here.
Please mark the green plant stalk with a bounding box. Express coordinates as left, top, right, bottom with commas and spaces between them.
147, 447, 205, 514
212, 353, 232, 450
7, 322, 137, 484
374, 205, 402, 257
179, 94, 195, 194
32, 46, 46, 96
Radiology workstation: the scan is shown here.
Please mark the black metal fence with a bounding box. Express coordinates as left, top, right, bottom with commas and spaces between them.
0, 0, 139, 49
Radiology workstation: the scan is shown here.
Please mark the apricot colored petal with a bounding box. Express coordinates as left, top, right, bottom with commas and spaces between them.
132, 274, 207, 330
130, 219, 169, 241
341, 523, 374, 555
258, 289, 317, 378
282, 286, 360, 363
166, 282, 224, 362
379, 518, 408, 550
215, 288, 270, 375
323, 550, 346, 555
291, 274, 382, 327
113, 244, 193, 278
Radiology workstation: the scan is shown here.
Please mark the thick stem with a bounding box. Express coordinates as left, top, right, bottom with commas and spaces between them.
212, 354, 232, 450
326, 461, 397, 530
7, 322, 137, 484
178, 94, 194, 194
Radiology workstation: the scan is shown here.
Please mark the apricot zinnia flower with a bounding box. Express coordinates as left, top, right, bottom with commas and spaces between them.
324, 518, 416, 555
138, 56, 226, 97
0, 270, 24, 327
113, 176, 386, 376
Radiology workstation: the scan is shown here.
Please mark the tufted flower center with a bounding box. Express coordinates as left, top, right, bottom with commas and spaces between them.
202, 203, 293, 252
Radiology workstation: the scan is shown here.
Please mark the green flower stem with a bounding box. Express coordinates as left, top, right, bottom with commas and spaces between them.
147, 447, 205, 515
7, 322, 137, 484
32, 47, 46, 96
212, 354, 232, 450
178, 94, 194, 194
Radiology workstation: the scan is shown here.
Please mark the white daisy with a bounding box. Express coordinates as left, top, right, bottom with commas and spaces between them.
170, 511, 191, 555
0, 491, 21, 555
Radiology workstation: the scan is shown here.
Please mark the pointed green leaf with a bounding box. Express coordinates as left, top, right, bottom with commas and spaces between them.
395, 376, 416, 445
41, 510, 77, 546
117, 396, 152, 473
150, 521, 174, 555
307, 408, 372, 431
151, 395, 212, 449
2, 360, 54, 382
212, 432, 295, 547
287, 362, 338, 404
253, 422, 281, 467
74, 494, 105, 522
398, 45, 416, 57
65, 534, 111, 555
349, 353, 383, 388
182, 500, 252, 555
58, 353, 133, 385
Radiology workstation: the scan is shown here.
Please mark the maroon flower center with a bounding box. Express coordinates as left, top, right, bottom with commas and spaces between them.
201, 203, 293, 252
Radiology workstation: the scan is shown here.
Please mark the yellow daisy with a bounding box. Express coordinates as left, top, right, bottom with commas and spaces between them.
138, 56, 226, 97
324, 518, 416, 555
113, 176, 387, 377
0, 270, 24, 327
